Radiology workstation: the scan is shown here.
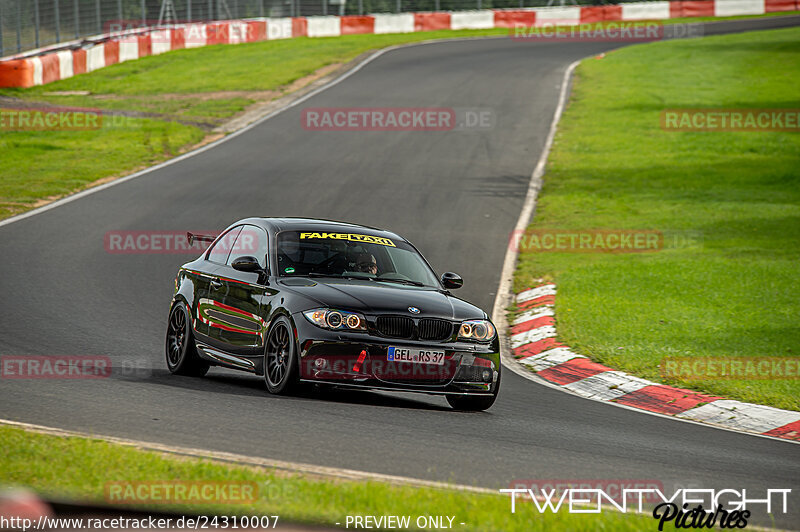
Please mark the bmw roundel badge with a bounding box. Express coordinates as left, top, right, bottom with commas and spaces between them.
408, 306, 420, 314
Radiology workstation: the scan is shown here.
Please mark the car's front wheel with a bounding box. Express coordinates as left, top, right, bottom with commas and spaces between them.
263, 316, 299, 395
165, 302, 209, 377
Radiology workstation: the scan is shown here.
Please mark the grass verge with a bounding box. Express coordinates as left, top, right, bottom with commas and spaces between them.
513, 26, 800, 411
0, 425, 652, 530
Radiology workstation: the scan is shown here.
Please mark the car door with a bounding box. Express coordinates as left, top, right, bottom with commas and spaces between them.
210, 225, 278, 366
198, 226, 242, 347
186, 262, 220, 343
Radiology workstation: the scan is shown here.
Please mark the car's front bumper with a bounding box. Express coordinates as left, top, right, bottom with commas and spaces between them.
292, 313, 500, 396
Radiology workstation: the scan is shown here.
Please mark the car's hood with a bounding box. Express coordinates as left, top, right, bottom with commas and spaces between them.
278, 278, 486, 320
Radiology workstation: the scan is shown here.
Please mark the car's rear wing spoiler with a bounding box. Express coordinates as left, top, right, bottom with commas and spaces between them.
187, 232, 217, 246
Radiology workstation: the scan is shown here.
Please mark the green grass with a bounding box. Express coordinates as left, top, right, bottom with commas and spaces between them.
0, 425, 651, 530
514, 27, 800, 411
0, 118, 204, 218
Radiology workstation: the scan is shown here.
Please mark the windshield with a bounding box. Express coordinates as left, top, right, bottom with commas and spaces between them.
276, 230, 440, 288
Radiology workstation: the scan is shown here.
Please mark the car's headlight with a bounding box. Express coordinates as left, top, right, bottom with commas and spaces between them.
458, 319, 496, 342
303, 309, 367, 331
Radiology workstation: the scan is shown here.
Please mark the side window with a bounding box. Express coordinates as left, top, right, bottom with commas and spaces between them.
226, 225, 268, 269
207, 226, 242, 265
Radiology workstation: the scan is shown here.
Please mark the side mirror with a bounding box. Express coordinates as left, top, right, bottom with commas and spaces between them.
231, 256, 264, 273
441, 272, 463, 290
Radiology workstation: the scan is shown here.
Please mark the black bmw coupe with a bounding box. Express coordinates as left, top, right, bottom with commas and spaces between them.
166, 218, 500, 411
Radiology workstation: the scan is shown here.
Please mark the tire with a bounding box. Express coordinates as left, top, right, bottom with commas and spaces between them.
263, 316, 299, 395
165, 302, 209, 377
446, 372, 501, 412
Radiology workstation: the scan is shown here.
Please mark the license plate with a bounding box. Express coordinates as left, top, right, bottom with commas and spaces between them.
387, 347, 445, 365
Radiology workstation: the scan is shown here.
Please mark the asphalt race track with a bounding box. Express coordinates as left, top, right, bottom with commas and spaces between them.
1, 15, 799, 528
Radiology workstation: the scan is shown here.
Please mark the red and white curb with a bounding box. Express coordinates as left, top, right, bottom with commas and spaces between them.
511, 283, 800, 442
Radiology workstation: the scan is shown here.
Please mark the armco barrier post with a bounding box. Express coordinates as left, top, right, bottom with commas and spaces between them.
0, 1, 4, 57
74, 0, 79, 39
15, 0, 21, 53
54, 0, 61, 43
34, 0, 40, 49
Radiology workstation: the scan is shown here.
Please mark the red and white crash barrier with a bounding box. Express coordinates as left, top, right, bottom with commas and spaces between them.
1, 0, 797, 88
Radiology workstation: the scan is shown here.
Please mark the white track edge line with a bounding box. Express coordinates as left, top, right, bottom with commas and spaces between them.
489, 58, 800, 447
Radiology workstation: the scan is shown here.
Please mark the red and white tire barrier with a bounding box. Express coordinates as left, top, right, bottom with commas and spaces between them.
513, 283, 800, 442
1, 0, 798, 88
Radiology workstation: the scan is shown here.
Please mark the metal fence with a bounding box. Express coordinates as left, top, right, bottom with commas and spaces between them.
0, 0, 644, 58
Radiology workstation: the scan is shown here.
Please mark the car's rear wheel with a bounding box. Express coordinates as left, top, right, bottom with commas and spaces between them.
165, 302, 209, 377
446, 373, 501, 411
263, 316, 299, 395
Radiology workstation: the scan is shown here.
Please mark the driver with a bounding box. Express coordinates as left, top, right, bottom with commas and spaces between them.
355, 253, 378, 275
